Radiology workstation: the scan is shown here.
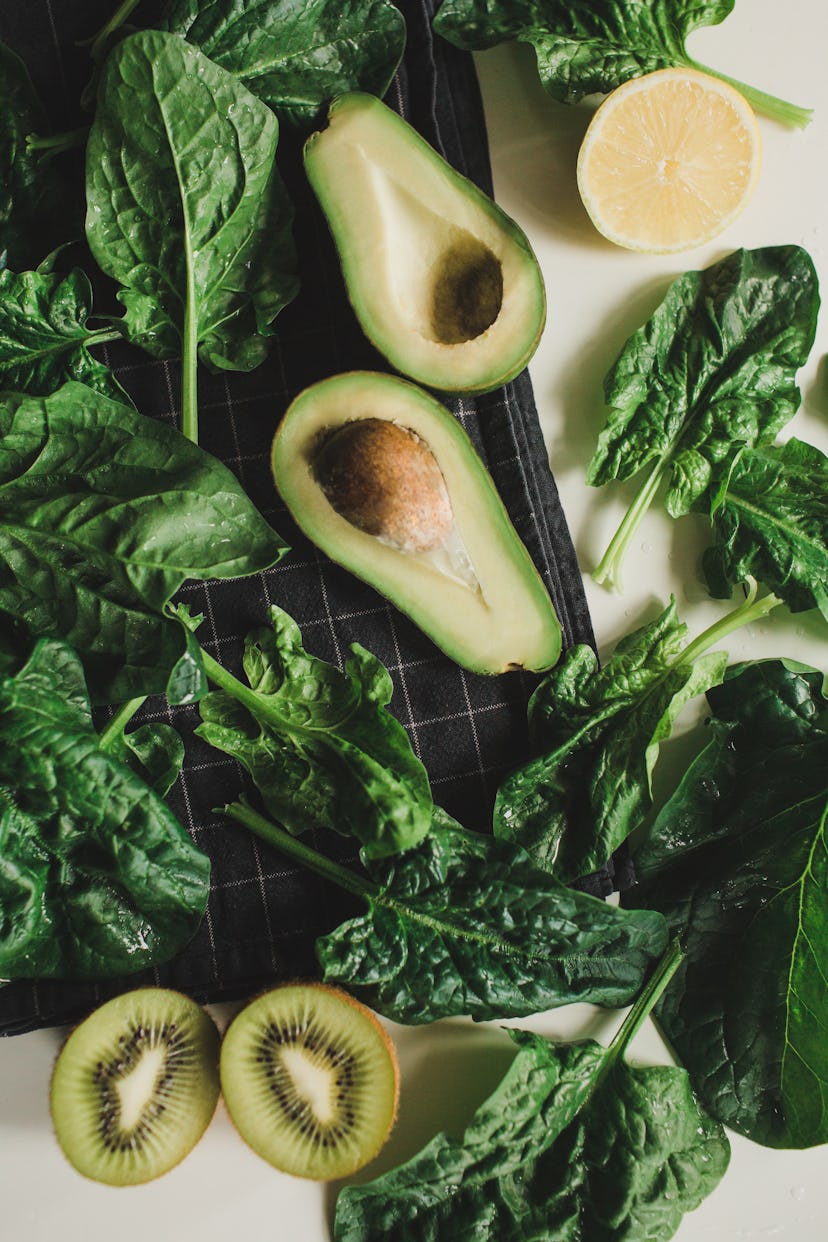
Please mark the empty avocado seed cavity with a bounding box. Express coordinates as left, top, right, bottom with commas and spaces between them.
313, 418, 454, 553
430, 234, 503, 345
303, 94, 546, 393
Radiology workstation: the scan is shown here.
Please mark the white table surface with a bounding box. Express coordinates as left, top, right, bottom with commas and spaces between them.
2, 1, 827, 1236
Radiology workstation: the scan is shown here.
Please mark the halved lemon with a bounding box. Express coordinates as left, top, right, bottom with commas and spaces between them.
576, 67, 762, 253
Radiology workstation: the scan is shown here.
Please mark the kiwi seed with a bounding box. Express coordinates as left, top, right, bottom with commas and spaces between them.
49, 987, 220, 1186
220, 982, 399, 1180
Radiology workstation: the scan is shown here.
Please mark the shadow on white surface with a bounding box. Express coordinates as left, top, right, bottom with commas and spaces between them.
474, 44, 607, 250
324, 1018, 516, 1225
806, 353, 828, 418
0, 1023, 64, 1130
545, 270, 679, 477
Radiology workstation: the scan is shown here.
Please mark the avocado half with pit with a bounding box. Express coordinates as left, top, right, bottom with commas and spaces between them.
304, 93, 546, 394
271, 372, 562, 674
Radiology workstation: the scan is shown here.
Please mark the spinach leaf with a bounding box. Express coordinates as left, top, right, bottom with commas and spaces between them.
0, 41, 69, 269
0, 639, 209, 980
162, 0, 406, 126
704, 438, 828, 619
494, 599, 725, 881
589, 246, 819, 589
0, 381, 287, 704
626, 659, 828, 1148
228, 801, 669, 1022
114, 722, 185, 796
86, 29, 298, 442
433, 0, 810, 127
99, 700, 186, 798
494, 588, 780, 881
335, 942, 730, 1241
197, 606, 432, 860
0, 265, 125, 401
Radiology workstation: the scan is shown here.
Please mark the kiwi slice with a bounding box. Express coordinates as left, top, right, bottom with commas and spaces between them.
220, 982, 399, 1180
50, 987, 220, 1186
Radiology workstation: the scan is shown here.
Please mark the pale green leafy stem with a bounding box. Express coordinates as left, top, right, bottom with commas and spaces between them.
224, 798, 539, 959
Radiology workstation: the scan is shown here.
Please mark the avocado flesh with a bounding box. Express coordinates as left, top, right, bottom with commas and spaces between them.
304, 93, 546, 394
271, 372, 562, 674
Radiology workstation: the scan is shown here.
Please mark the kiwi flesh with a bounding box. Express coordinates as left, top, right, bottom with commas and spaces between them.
50, 987, 220, 1186
220, 982, 399, 1180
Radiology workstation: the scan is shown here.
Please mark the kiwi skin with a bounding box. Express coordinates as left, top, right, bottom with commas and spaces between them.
220, 981, 400, 1181
49, 987, 221, 1187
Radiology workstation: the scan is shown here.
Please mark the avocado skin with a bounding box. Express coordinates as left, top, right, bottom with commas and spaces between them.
271, 372, 562, 675
304, 94, 546, 395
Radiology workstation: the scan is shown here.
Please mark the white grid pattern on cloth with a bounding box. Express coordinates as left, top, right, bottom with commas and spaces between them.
383, 604, 425, 760
0, 0, 596, 1035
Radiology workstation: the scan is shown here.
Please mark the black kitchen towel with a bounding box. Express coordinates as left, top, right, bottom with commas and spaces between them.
0, 0, 604, 1036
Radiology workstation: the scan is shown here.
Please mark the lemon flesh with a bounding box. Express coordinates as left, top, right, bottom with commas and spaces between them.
577, 68, 762, 253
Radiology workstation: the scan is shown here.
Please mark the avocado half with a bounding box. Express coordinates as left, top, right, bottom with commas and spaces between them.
271, 372, 562, 674
304, 93, 546, 395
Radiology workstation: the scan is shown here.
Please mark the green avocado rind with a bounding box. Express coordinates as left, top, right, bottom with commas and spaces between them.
271, 372, 562, 674
304, 93, 546, 395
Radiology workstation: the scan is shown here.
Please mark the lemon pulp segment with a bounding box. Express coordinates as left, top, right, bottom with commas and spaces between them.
577, 68, 762, 253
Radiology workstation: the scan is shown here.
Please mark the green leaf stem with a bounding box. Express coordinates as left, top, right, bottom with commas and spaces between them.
225, 800, 669, 1022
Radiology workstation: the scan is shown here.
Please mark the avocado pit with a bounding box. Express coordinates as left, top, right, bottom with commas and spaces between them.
273, 372, 563, 672
312, 417, 454, 553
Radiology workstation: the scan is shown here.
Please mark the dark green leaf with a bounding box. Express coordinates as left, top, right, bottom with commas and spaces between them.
0, 646, 17, 679
336, 1026, 729, 1242
103, 721, 186, 797
0, 265, 125, 401
433, 1, 809, 125
0, 382, 287, 704
197, 606, 432, 859
435, 0, 724, 101
163, 0, 406, 126
704, 438, 828, 618
626, 659, 828, 1148
165, 624, 210, 708
589, 247, 820, 516
0, 613, 28, 678
316, 808, 669, 1021
494, 599, 726, 881
0, 640, 209, 980
86, 30, 298, 372
0, 41, 69, 269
